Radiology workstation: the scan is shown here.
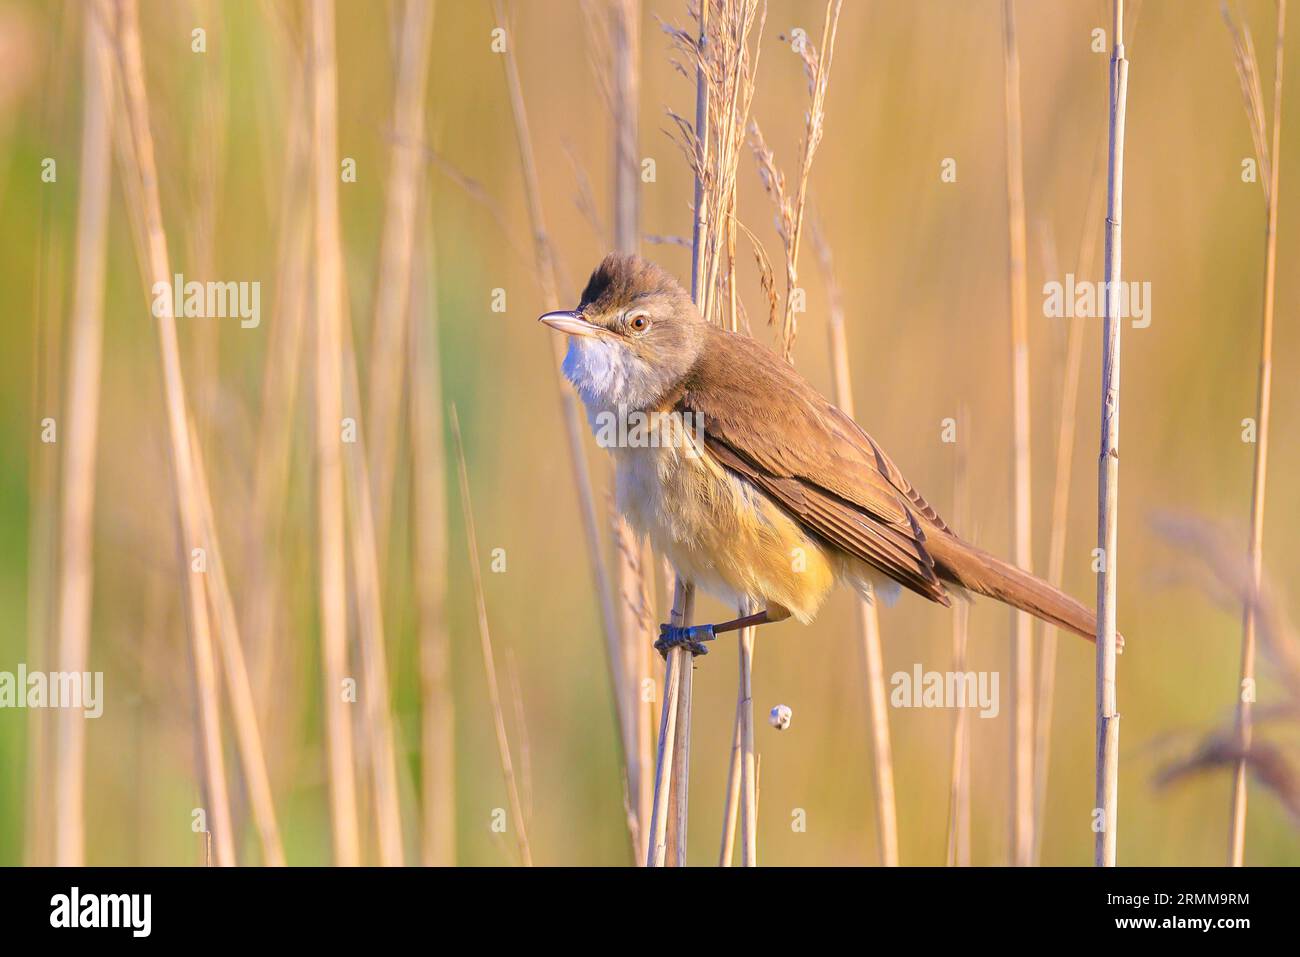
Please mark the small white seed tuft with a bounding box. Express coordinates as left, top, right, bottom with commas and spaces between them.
769, 704, 792, 731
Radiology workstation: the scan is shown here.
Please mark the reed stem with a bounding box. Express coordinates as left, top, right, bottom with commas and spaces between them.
1230, 0, 1286, 868
52, 0, 113, 867
1095, 0, 1129, 869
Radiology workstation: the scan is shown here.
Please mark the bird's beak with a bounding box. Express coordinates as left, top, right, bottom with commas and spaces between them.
538, 310, 601, 338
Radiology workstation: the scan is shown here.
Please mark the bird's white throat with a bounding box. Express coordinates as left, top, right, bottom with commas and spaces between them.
562, 335, 662, 425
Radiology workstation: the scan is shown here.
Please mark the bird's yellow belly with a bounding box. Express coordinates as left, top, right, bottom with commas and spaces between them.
613, 443, 835, 622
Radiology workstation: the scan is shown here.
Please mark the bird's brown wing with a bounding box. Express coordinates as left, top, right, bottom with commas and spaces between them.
677, 328, 951, 605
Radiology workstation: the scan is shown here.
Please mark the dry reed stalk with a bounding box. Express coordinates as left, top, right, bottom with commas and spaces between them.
25, 260, 59, 865
105, 0, 288, 866
1000, 0, 1035, 867
648, 578, 693, 866
635, 538, 656, 846
106, 0, 236, 866
505, 649, 536, 820
652, 0, 736, 868
945, 414, 971, 866
1031, 149, 1106, 866
769, 0, 839, 358
596, 0, 655, 862
184, 4, 227, 456
308, 0, 361, 867
1223, 0, 1287, 868
1095, 0, 1129, 868
187, 412, 287, 866
711, 154, 741, 866
51, 0, 113, 868
366, 0, 436, 569
25, 9, 75, 868
666, 584, 697, 866
242, 46, 311, 717
723, 3, 837, 867
669, 0, 768, 868
734, 618, 757, 865
717, 5, 837, 868
718, 684, 742, 865
450, 406, 533, 866
614, 518, 652, 857
665, 0, 766, 327
646, 633, 681, 864
409, 195, 456, 866
811, 220, 899, 866
493, 0, 627, 800
340, 319, 405, 866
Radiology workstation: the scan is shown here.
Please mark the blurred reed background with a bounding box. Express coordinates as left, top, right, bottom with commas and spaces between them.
1, 0, 1298, 866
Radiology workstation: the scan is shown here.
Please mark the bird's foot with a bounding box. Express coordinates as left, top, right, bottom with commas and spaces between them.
656, 623, 715, 658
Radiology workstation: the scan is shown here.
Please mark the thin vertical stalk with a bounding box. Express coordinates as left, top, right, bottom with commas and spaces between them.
366, 0, 436, 568
1032, 149, 1106, 866
1231, 0, 1286, 868
1095, 0, 1129, 869
718, 689, 743, 865
646, 588, 686, 867
650, 0, 713, 869
635, 538, 655, 858
667, 585, 696, 867
188, 415, 287, 866
108, 0, 235, 866
946, 419, 971, 867
1001, 0, 1034, 867
242, 40, 311, 719
341, 319, 405, 866
649, 579, 693, 866
52, 0, 113, 868
814, 222, 899, 866
494, 1, 628, 813
609, 0, 652, 864
451, 406, 533, 866
410, 197, 456, 867
1232, 0, 1284, 868
736, 619, 757, 866
775, 0, 840, 359
308, 0, 361, 867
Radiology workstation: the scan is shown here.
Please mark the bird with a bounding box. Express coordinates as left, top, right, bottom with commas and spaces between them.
539, 252, 1118, 658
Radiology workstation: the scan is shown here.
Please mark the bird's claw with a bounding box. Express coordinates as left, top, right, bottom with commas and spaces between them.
656, 623, 715, 658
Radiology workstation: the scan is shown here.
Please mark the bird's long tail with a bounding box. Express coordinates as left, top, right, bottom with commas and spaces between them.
925, 530, 1120, 647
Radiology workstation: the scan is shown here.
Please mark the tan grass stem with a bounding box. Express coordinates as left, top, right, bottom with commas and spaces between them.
366, 0, 436, 569
308, 0, 361, 867
1095, 0, 1130, 868
450, 406, 533, 866
51, 0, 113, 868
107, 0, 235, 866
409, 196, 456, 867
1031, 148, 1106, 866
945, 424, 972, 867
1001, 0, 1035, 867
607, 0, 654, 862
341, 315, 405, 866
243, 54, 310, 718
494, 0, 628, 805
813, 220, 899, 866
1226, 0, 1287, 867
188, 413, 287, 866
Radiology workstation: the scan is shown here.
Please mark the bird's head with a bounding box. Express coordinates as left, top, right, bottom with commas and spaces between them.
539, 253, 707, 413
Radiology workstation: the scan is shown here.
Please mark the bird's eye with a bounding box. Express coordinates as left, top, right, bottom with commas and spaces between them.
627, 311, 651, 333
